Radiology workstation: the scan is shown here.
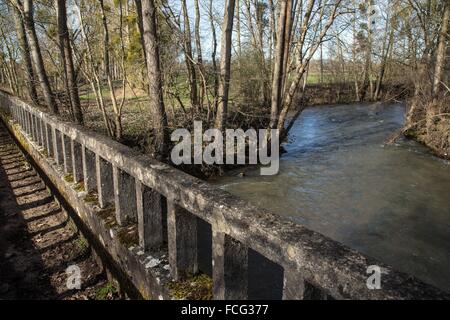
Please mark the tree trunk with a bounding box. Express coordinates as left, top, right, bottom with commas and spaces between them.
99, 0, 123, 140
375, 11, 394, 101
270, 0, 291, 129
209, 0, 219, 118
194, 0, 205, 108
12, 5, 39, 105
56, 0, 83, 124
215, 0, 236, 131
276, 0, 342, 133
182, 0, 199, 112
236, 0, 242, 59
22, 0, 58, 114
433, 1, 449, 96
75, 1, 114, 138
134, 0, 147, 67
141, 0, 169, 159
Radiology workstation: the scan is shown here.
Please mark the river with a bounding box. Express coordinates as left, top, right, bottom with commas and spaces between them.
213, 103, 450, 292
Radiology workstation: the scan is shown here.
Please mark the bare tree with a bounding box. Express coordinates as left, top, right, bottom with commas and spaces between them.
0, 20, 21, 96
276, 0, 343, 133
433, 1, 449, 96
75, 0, 114, 138
16, 0, 58, 114
194, 0, 206, 108
215, 0, 236, 131
182, 0, 199, 112
12, 5, 38, 105
208, 0, 219, 115
56, 0, 83, 124
99, 0, 126, 140
375, 5, 395, 100
141, 0, 168, 158
270, 0, 293, 129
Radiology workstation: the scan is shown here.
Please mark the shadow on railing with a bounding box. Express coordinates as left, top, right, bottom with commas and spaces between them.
0, 90, 448, 300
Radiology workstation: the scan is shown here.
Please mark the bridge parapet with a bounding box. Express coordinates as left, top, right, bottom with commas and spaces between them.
0, 90, 448, 300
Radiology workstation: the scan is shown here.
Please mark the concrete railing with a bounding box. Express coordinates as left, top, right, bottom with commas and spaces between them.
0, 90, 448, 300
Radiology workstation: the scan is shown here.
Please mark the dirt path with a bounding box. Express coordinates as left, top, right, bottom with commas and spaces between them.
0, 123, 118, 300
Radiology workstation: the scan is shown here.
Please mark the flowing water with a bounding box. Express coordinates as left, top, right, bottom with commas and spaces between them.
213, 103, 450, 292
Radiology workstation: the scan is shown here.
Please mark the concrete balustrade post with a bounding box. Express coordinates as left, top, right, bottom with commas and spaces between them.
282, 269, 306, 300
14, 106, 18, 121
71, 140, 83, 183
22, 110, 25, 128
26, 112, 32, 135
11, 105, 16, 121
33, 115, 39, 142
33, 116, 39, 144
36, 117, 42, 146
22, 110, 26, 130
96, 155, 114, 208
18, 108, 23, 126
39, 118, 45, 147
212, 230, 248, 300
20, 108, 25, 130
31, 114, 36, 141
53, 129, 64, 166
82, 147, 97, 192
28, 113, 33, 138
136, 181, 164, 251
167, 201, 198, 281
23, 111, 29, 134
282, 269, 328, 300
62, 134, 72, 174
113, 166, 138, 225
37, 118, 42, 145
45, 123, 54, 157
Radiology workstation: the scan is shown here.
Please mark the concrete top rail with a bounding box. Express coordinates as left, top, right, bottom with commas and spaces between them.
1, 90, 448, 300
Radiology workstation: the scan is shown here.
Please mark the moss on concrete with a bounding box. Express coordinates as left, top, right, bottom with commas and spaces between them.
97, 205, 118, 229
64, 173, 74, 183
168, 274, 213, 300
84, 190, 99, 205
117, 225, 139, 248
73, 181, 85, 193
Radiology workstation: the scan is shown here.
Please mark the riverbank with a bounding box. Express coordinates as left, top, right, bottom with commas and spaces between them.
404, 96, 450, 160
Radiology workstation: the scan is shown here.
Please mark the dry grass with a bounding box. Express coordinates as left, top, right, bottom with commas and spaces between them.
404, 94, 450, 158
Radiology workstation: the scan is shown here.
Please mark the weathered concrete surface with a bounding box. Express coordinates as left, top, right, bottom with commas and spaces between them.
1, 90, 449, 300
0, 124, 116, 299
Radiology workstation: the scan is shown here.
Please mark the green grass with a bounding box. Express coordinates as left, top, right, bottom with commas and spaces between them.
95, 283, 117, 300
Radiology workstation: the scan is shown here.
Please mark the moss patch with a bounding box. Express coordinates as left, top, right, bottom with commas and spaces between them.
84, 190, 99, 205
97, 205, 118, 229
117, 225, 139, 248
64, 173, 74, 183
168, 274, 213, 300
95, 283, 118, 300
76, 234, 89, 250
73, 181, 85, 192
